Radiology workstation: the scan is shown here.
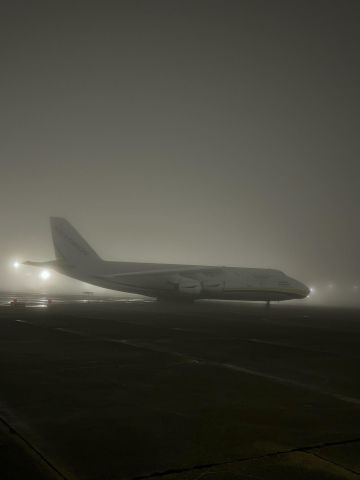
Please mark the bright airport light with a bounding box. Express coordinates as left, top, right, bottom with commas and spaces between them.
13, 260, 20, 269
40, 270, 51, 281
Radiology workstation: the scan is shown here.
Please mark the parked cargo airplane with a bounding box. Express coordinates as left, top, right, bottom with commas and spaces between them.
25, 218, 309, 302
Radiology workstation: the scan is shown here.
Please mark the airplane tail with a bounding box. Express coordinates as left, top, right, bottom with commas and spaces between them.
50, 217, 101, 265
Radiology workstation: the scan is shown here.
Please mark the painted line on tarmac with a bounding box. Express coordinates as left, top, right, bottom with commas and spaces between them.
52, 329, 360, 406
96, 336, 360, 406
10, 318, 360, 406
13, 319, 86, 337
13, 319, 90, 340
92, 336, 360, 406
259, 317, 360, 335
100, 337, 192, 361
247, 338, 360, 359
54, 327, 87, 336
204, 361, 360, 406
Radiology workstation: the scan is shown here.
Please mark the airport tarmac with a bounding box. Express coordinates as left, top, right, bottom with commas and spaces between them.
0, 295, 359, 479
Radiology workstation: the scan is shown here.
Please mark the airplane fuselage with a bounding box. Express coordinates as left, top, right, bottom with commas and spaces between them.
26, 218, 310, 303
54, 259, 309, 301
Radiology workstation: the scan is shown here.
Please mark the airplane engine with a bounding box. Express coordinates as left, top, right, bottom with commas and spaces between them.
202, 281, 224, 294
177, 277, 202, 296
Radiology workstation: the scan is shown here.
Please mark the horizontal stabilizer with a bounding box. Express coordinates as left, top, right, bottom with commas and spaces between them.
23, 260, 59, 268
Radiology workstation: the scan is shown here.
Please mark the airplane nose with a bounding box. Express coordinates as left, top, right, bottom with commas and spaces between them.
292, 279, 310, 298
301, 283, 310, 298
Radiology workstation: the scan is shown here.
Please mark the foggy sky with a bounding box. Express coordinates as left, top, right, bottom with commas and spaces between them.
1, 0, 360, 292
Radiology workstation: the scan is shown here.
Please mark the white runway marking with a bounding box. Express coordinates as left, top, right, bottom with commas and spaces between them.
202, 361, 360, 406
95, 336, 360, 406
100, 337, 193, 361
94, 336, 360, 405
100, 337, 129, 345
54, 327, 87, 336
50, 329, 360, 406
10, 318, 360, 406
247, 338, 360, 359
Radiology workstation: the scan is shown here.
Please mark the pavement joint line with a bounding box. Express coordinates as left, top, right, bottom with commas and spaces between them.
0, 414, 73, 480
131, 437, 360, 479
302, 449, 360, 476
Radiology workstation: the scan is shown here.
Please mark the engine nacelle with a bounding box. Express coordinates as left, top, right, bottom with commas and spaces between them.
202, 281, 224, 294
177, 277, 202, 296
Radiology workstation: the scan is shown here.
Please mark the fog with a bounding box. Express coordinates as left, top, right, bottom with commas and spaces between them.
1, 1, 359, 304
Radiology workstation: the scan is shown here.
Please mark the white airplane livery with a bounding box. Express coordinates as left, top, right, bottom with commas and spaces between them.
25, 218, 310, 302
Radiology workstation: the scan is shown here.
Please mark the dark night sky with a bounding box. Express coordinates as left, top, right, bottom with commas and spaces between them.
1, 1, 359, 293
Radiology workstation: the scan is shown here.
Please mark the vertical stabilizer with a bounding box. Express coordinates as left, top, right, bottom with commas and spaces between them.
50, 217, 101, 265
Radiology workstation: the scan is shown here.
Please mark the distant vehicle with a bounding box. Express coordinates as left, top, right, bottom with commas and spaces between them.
25, 218, 309, 303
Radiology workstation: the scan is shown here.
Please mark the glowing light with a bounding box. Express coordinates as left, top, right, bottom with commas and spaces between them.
309, 287, 316, 295
13, 261, 20, 269
40, 270, 51, 281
